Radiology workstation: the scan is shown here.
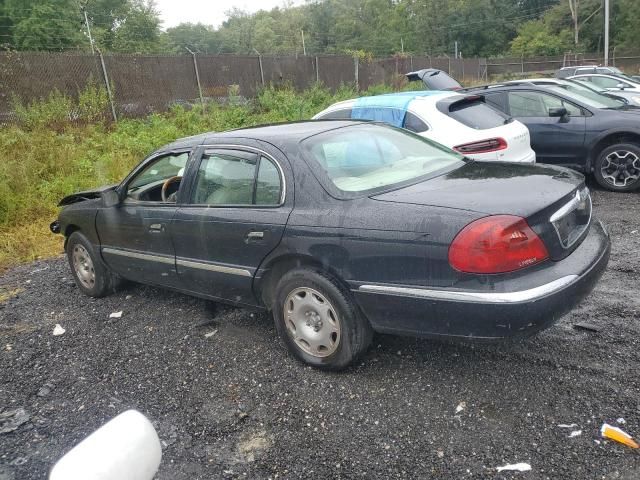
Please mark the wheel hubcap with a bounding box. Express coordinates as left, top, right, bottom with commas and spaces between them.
601, 150, 640, 188
72, 244, 95, 289
283, 287, 341, 358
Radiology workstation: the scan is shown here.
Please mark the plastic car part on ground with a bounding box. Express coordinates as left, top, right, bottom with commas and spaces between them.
49, 409, 162, 480
601, 423, 639, 449
496, 462, 532, 472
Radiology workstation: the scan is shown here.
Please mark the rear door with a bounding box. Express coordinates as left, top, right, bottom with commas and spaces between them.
171, 143, 292, 305
504, 90, 587, 168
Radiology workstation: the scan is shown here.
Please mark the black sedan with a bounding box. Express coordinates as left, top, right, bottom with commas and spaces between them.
466, 80, 640, 192
51, 121, 610, 369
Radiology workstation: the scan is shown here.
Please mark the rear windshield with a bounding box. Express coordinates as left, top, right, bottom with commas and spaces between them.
301, 124, 464, 196
446, 100, 511, 129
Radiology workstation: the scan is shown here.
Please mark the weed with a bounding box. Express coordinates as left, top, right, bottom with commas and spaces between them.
0, 82, 418, 271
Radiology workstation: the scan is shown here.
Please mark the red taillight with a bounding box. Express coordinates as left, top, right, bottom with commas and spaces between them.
448, 215, 549, 274
453, 137, 507, 154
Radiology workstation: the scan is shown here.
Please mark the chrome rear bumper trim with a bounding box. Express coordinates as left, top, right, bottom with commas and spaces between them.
358, 275, 578, 304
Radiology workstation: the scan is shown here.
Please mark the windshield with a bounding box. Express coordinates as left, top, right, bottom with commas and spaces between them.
301, 124, 464, 195
546, 83, 625, 109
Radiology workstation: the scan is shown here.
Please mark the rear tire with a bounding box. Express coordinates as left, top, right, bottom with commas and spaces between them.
272, 268, 373, 370
66, 231, 120, 298
594, 143, 640, 192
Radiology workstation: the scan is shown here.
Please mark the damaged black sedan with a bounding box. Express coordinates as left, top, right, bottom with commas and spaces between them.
51, 121, 610, 369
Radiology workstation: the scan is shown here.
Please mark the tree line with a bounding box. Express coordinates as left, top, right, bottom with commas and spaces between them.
1, 0, 638, 57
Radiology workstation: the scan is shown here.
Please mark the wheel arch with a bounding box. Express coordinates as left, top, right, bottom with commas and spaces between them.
587, 130, 640, 172
256, 254, 349, 310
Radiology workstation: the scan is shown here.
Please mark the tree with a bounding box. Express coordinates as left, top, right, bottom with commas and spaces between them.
163, 23, 220, 54
6, 0, 84, 51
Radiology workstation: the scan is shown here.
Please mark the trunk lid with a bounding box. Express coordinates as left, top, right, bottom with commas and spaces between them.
371, 162, 591, 260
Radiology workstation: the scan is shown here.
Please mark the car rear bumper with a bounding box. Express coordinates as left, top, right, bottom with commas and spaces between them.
352, 219, 610, 340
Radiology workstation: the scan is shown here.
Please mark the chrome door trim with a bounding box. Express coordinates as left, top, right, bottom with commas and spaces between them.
176, 258, 252, 277
358, 275, 578, 304
102, 247, 175, 265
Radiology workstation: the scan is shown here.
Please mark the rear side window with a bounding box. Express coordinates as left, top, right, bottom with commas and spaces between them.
483, 92, 508, 113
446, 100, 510, 129
317, 108, 352, 120
403, 112, 429, 133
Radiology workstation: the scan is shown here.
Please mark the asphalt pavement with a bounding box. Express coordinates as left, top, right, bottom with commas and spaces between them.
1, 185, 639, 479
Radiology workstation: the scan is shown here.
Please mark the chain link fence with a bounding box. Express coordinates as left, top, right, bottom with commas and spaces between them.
2, 51, 639, 125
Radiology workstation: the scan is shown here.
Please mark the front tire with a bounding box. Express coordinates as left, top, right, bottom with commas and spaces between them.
594, 143, 640, 192
272, 268, 373, 370
66, 231, 119, 298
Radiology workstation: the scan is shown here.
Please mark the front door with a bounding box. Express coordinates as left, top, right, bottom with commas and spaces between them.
506, 90, 587, 169
172, 146, 292, 305
97, 150, 192, 286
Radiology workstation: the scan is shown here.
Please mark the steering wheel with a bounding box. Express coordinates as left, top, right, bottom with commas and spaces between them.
161, 176, 182, 202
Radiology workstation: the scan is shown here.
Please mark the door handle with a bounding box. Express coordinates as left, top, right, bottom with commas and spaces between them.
246, 231, 264, 240
149, 223, 165, 232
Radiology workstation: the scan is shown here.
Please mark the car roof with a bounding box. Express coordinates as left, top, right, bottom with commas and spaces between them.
324, 90, 456, 111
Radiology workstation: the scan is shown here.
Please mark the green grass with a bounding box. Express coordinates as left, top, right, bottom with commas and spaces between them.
0, 81, 422, 270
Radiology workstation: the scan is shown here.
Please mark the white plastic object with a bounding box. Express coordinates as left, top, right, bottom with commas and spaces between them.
49, 410, 162, 480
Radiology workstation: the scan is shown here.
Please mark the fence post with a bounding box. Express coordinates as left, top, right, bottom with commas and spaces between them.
354, 56, 359, 91
256, 53, 265, 86
186, 48, 205, 112
315, 56, 319, 83
521, 55, 524, 74
97, 49, 117, 122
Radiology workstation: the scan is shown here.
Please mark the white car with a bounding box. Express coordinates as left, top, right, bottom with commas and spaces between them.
568, 74, 640, 102
503, 77, 640, 106
313, 91, 536, 163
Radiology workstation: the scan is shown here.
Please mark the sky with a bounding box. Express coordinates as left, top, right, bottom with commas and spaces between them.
155, 0, 304, 29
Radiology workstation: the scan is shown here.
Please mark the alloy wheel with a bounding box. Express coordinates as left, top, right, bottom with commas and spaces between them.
600, 150, 640, 188
72, 244, 96, 289
283, 287, 341, 358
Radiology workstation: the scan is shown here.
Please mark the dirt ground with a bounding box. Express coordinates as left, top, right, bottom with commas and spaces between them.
1, 181, 639, 479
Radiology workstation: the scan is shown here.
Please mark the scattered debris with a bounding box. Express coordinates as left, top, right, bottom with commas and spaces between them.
558, 423, 579, 429
37, 383, 54, 397
573, 322, 600, 333
617, 418, 626, 425
455, 402, 466, 414
10, 457, 27, 466
109, 311, 123, 319
52, 324, 65, 336
5, 344, 12, 352
496, 463, 532, 472
601, 423, 639, 449
568, 430, 582, 438
0, 408, 30, 434
436, 450, 445, 458
204, 329, 218, 339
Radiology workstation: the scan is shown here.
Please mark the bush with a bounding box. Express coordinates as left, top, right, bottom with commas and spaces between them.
0, 82, 408, 270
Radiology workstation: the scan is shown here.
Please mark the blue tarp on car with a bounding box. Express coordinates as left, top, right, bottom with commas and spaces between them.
351, 91, 447, 128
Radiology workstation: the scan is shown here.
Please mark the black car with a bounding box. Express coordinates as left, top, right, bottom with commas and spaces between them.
466, 80, 640, 192
51, 121, 610, 369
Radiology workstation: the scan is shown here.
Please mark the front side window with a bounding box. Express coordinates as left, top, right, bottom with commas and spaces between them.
590, 76, 623, 89
508, 91, 581, 117
192, 151, 282, 206
301, 124, 464, 195
126, 152, 189, 202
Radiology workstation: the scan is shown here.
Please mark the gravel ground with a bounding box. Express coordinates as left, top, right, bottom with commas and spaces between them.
1, 184, 639, 480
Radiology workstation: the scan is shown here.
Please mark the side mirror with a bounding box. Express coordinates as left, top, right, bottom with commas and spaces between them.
548, 107, 568, 118
616, 83, 626, 90
49, 410, 162, 480
101, 189, 121, 207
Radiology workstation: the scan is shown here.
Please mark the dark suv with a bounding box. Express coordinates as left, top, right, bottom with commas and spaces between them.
465, 81, 640, 192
